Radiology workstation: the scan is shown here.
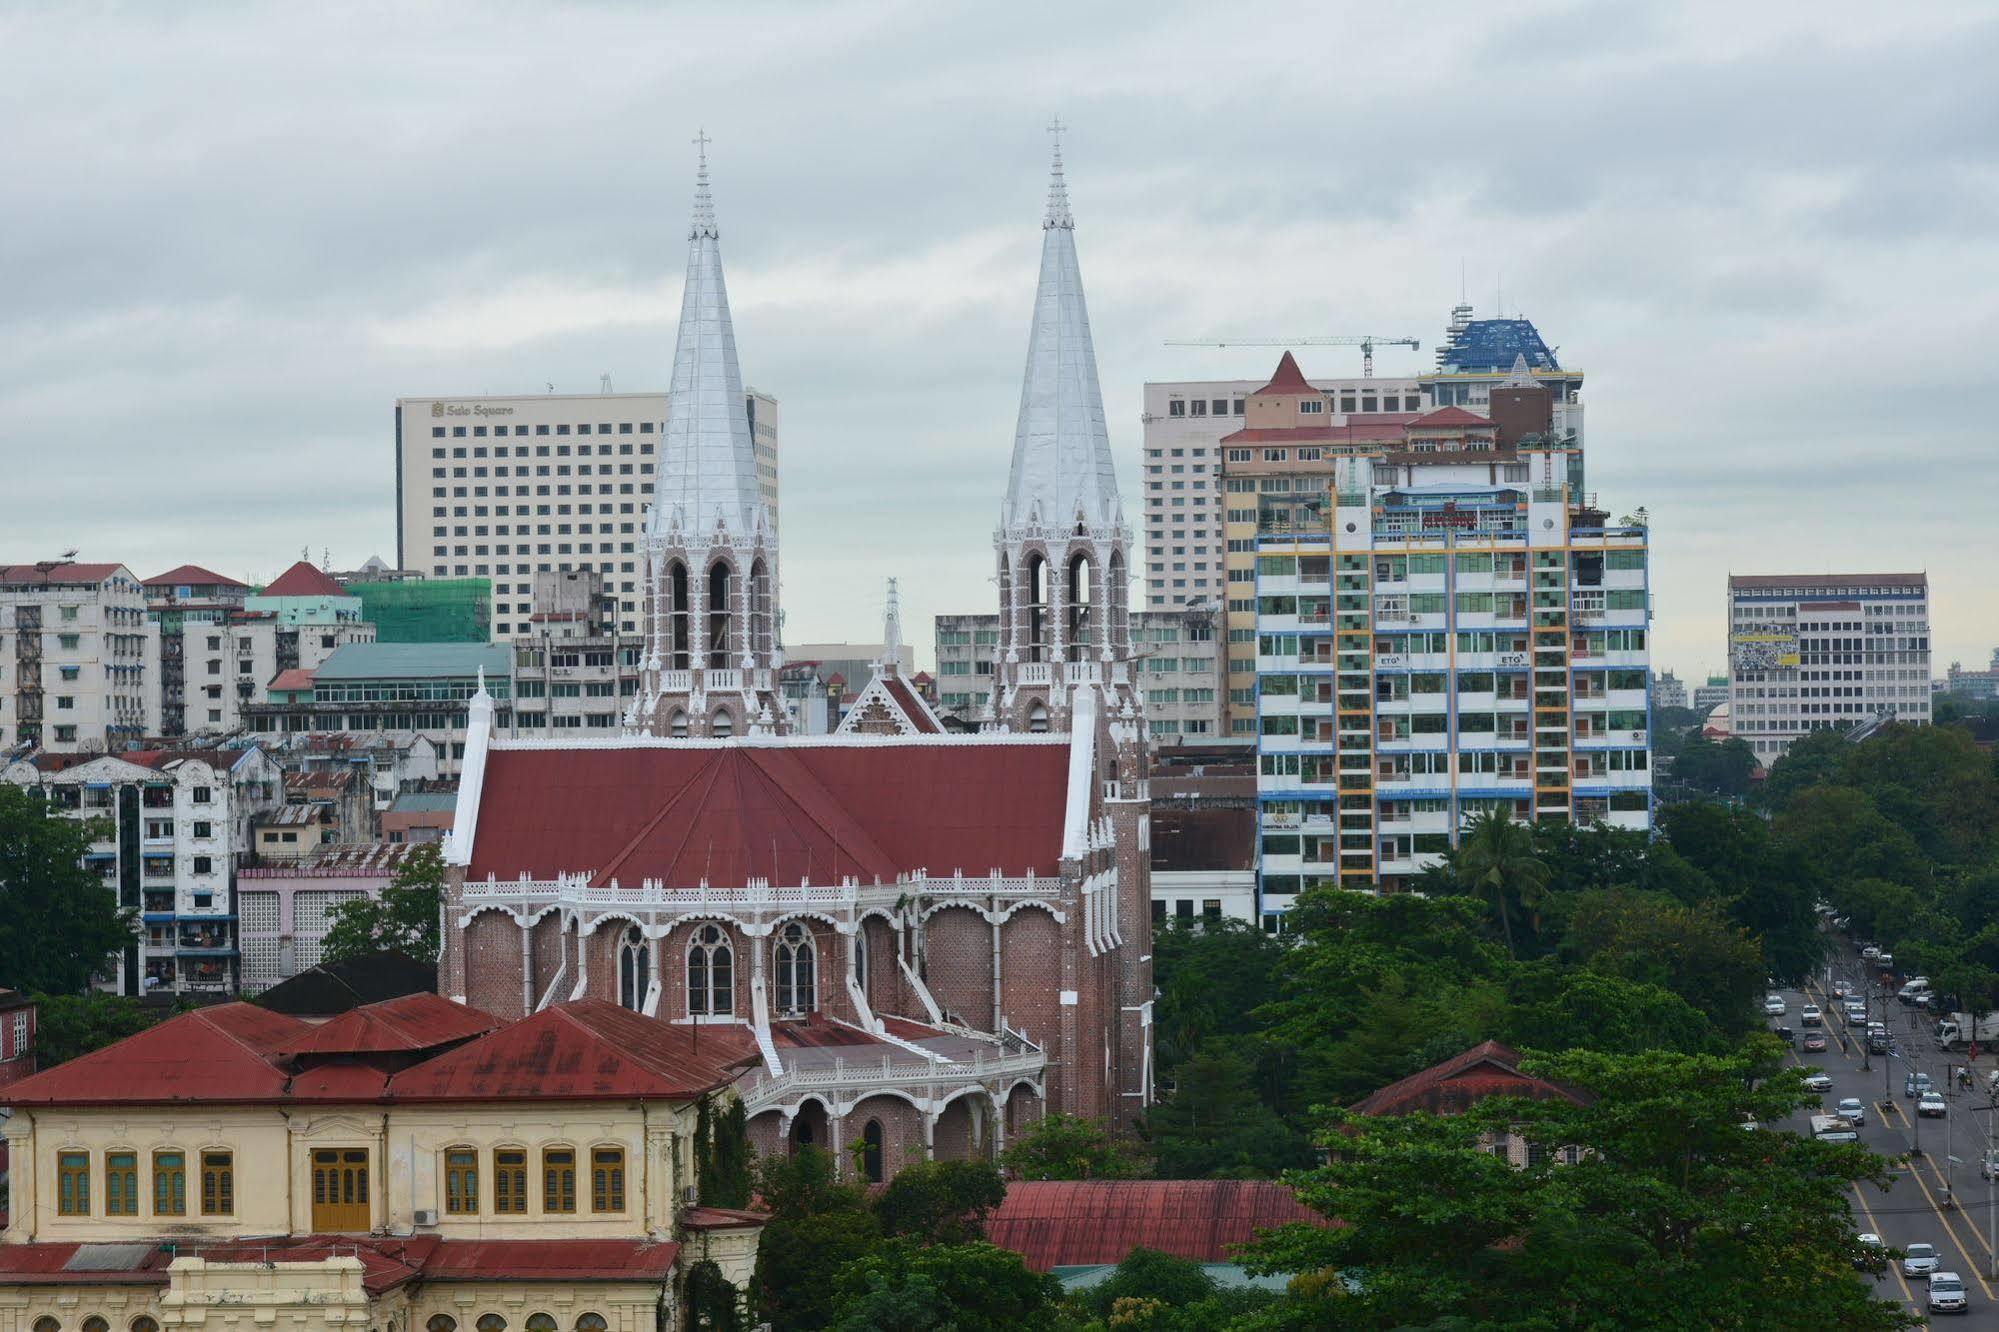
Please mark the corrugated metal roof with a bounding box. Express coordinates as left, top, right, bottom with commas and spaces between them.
285, 993, 498, 1057
390, 790, 459, 813
314, 642, 512, 681
1350, 1040, 1590, 1116
986, 1181, 1326, 1271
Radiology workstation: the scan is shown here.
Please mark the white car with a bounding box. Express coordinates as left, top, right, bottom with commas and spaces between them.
1803, 1072, 1833, 1092
1837, 1097, 1866, 1126
1763, 995, 1787, 1016
1930, 1271, 1968, 1314
1903, 1242, 1940, 1278
1920, 1092, 1949, 1118
1800, 1004, 1823, 1026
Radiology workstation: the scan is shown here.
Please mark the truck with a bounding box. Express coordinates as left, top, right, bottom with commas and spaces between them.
1933, 1011, 1999, 1049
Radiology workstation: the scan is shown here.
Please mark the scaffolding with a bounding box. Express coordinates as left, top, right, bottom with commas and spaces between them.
354, 579, 491, 643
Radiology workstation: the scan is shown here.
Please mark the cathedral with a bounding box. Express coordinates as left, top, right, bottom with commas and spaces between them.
438, 133, 1153, 1181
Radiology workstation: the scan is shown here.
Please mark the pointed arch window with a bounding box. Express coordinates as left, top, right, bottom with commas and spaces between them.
774, 921, 816, 1015
687, 924, 734, 1016
668, 709, 689, 739
1107, 549, 1128, 655
1024, 554, 1047, 663
617, 924, 649, 1011
861, 1119, 885, 1183
667, 560, 691, 670
1066, 551, 1095, 661
706, 561, 733, 668
711, 708, 735, 738
853, 927, 868, 996
749, 558, 772, 658
1027, 702, 1049, 734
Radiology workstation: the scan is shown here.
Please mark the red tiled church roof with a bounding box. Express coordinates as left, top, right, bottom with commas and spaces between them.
387, 999, 754, 1102
986, 1180, 1326, 1271
260, 560, 347, 598
465, 742, 1069, 886
1350, 1040, 1590, 1116
880, 678, 943, 733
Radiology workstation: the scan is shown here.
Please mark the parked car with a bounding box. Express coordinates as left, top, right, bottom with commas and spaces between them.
1929, 1271, 1968, 1314
1903, 1242, 1940, 1278
1803, 1072, 1833, 1092
1907, 1072, 1935, 1098
1837, 1097, 1866, 1126
1920, 1091, 1949, 1118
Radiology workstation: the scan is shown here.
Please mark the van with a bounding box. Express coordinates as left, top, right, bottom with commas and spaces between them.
1811, 1114, 1860, 1143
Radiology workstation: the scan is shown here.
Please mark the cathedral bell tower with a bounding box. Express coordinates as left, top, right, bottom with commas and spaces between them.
629, 135, 787, 738
992, 124, 1137, 734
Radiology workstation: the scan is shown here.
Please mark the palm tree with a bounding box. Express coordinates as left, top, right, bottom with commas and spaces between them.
1455, 809, 1551, 959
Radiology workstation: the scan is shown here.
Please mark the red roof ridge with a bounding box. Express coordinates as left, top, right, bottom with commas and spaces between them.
743, 748, 900, 880
1410, 406, 1492, 428
261, 560, 347, 598
1252, 351, 1316, 397
145, 564, 247, 588
592, 748, 728, 887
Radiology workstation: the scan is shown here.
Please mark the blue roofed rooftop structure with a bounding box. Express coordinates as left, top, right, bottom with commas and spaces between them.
1434, 307, 1561, 374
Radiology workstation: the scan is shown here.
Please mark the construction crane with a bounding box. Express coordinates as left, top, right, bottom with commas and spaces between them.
1165, 334, 1422, 378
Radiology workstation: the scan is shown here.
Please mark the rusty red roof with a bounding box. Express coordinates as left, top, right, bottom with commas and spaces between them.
1408, 406, 1493, 429
986, 1181, 1325, 1271
0, 1236, 678, 1291
269, 667, 318, 692
260, 560, 347, 598
1149, 807, 1254, 872
0, 562, 124, 585
1251, 351, 1317, 397
284, 992, 499, 1057
1350, 1040, 1590, 1116
145, 564, 247, 589
1218, 419, 1415, 444
387, 999, 754, 1102
1, 1003, 309, 1106
881, 678, 943, 733
464, 741, 1070, 887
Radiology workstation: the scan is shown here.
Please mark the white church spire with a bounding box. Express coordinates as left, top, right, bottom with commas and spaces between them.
650, 130, 766, 543
1001, 120, 1123, 534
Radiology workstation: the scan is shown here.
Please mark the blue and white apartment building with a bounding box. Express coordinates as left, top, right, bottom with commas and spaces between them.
1239, 355, 1652, 921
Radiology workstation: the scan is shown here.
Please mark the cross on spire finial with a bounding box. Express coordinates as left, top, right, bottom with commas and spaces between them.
690, 128, 717, 239
1044, 116, 1073, 230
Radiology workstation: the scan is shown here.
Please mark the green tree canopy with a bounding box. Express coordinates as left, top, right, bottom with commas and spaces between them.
29, 991, 163, 1066
1143, 1038, 1317, 1179
1242, 1049, 1916, 1330
828, 1240, 1061, 1332
320, 841, 445, 964
1000, 1112, 1148, 1181
0, 785, 135, 994
750, 1147, 880, 1331
873, 1159, 1006, 1244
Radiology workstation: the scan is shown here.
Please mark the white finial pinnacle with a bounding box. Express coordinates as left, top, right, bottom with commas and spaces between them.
1045, 117, 1073, 230
476, 666, 487, 695
884, 577, 903, 667
691, 128, 717, 239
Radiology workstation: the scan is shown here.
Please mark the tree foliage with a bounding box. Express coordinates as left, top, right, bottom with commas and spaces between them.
0, 785, 135, 993
1001, 1112, 1149, 1181
874, 1159, 1006, 1244
751, 1147, 881, 1331
319, 841, 445, 964
1241, 1050, 1917, 1330
828, 1240, 1061, 1332
29, 991, 164, 1067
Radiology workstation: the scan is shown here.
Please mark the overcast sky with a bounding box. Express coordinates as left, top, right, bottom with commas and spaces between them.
5, 1, 1996, 678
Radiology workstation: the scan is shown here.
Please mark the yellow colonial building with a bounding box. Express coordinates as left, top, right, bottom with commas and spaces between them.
0, 996, 764, 1332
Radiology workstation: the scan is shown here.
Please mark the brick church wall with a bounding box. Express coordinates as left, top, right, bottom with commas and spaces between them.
921, 906, 992, 1029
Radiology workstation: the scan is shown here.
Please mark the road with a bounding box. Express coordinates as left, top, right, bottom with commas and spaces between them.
1778, 947, 1999, 1325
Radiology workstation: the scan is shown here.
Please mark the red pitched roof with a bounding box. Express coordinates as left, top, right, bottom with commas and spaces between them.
2, 1003, 308, 1106
1408, 406, 1493, 429
269, 667, 318, 692
260, 560, 346, 598
145, 564, 247, 588
1350, 1040, 1590, 1116
284, 992, 499, 1057
881, 677, 942, 733
1252, 351, 1317, 397
0, 563, 123, 585
464, 741, 1070, 886
387, 999, 754, 1102
0, 1236, 678, 1292
986, 1181, 1326, 1271
1218, 419, 1416, 444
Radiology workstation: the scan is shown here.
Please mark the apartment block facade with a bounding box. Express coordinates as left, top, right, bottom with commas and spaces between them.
933, 606, 1225, 742
392, 389, 777, 642
1253, 431, 1651, 915
1725, 573, 1931, 763
0, 563, 153, 753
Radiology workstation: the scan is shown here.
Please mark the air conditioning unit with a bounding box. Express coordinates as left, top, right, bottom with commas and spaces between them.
413, 1208, 439, 1227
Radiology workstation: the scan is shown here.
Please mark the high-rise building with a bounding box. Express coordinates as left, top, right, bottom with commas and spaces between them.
1692, 675, 1730, 713
392, 387, 779, 643
1251, 387, 1650, 919
1725, 573, 1931, 763
1944, 649, 1999, 700
1652, 670, 1688, 711
0, 561, 153, 752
